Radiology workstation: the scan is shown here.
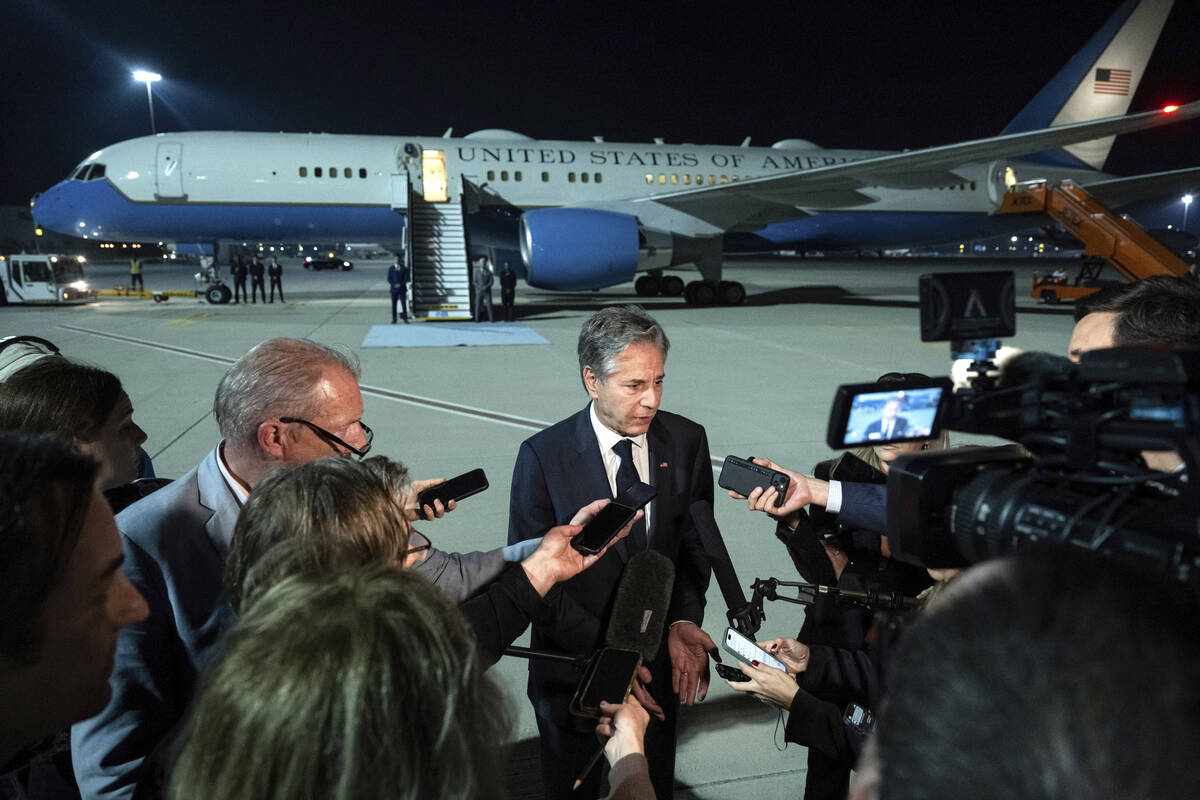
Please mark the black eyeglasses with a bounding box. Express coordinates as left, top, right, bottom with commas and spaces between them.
279, 417, 373, 458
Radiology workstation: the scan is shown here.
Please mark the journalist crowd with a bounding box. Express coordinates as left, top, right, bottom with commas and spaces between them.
2, 275, 1199, 800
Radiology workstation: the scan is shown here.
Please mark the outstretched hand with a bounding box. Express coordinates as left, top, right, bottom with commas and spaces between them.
520, 499, 639, 595
630, 664, 665, 721
668, 621, 718, 705
727, 458, 829, 524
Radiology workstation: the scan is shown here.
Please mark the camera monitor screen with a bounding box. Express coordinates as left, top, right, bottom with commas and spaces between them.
826, 378, 952, 450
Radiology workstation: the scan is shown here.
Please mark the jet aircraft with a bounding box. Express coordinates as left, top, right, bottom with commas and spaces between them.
31, 0, 1199, 305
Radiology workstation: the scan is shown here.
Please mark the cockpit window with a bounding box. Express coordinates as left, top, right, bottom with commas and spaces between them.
71, 163, 107, 181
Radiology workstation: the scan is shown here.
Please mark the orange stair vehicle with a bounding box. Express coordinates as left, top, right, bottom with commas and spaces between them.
995, 179, 1193, 303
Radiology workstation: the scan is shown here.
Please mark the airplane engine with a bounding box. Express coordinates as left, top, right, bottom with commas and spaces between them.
519, 208, 639, 290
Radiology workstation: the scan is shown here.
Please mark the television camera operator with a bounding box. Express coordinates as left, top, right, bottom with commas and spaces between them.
723, 274, 1200, 798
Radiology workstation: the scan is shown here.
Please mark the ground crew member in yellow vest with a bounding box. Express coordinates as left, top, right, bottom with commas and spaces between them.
130, 256, 144, 291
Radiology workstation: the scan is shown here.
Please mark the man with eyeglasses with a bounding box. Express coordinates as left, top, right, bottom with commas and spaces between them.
72, 337, 523, 800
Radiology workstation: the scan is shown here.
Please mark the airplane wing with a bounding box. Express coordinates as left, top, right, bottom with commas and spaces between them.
633, 101, 1200, 231
1082, 165, 1200, 208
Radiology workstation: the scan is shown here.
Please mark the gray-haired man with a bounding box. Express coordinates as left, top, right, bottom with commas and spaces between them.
72, 338, 521, 800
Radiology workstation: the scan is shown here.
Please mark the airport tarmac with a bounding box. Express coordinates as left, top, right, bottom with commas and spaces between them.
2, 254, 1081, 798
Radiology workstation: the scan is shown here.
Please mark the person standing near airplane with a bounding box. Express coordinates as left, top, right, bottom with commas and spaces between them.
231, 256, 248, 304
248, 256, 266, 304
128, 256, 143, 292
388, 254, 410, 323
474, 257, 494, 323
267, 256, 284, 304
500, 261, 517, 321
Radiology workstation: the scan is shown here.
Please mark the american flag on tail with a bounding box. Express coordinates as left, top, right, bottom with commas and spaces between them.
1094, 68, 1132, 95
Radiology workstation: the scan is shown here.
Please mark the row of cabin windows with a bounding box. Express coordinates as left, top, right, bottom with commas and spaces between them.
485, 170, 605, 184
298, 167, 369, 179
939, 182, 978, 190
646, 173, 745, 185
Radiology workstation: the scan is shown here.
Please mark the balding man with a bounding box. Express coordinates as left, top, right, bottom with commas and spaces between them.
71, 338, 516, 800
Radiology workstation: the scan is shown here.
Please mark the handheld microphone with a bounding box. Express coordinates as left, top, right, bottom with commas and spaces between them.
605, 550, 674, 661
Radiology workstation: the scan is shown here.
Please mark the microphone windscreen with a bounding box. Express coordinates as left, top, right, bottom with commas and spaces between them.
689, 500, 748, 609
605, 550, 674, 661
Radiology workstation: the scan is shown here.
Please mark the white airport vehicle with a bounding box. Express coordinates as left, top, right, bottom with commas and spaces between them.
0, 254, 91, 305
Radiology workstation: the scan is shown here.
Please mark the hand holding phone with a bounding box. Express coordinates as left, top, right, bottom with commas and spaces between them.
416, 468, 488, 512
570, 648, 643, 717
722, 627, 787, 672
571, 482, 657, 555
719, 456, 790, 507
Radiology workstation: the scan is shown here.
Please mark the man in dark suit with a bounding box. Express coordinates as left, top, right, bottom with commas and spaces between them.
248, 256, 266, 304
387, 254, 410, 323
863, 398, 909, 440
230, 256, 247, 304
508, 305, 716, 800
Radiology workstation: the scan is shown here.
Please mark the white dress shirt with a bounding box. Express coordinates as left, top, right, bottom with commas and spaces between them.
589, 402, 653, 531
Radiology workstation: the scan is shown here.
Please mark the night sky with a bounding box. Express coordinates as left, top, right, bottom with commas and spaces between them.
3, 0, 1198, 206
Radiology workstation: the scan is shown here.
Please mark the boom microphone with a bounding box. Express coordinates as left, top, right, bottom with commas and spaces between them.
689, 500, 748, 609
605, 550, 674, 661
689, 500, 762, 635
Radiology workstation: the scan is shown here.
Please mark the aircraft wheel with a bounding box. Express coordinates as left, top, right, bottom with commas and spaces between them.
206, 284, 232, 304
635, 275, 661, 296
684, 281, 716, 306
661, 275, 685, 296
718, 280, 746, 305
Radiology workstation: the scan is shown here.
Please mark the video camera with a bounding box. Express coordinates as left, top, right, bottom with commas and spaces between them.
825, 271, 1200, 583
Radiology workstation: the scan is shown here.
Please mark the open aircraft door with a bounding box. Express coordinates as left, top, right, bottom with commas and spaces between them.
155, 143, 186, 200
421, 149, 449, 202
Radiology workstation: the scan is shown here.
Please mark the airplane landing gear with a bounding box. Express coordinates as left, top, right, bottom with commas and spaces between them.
635, 273, 686, 297
635, 275, 659, 296
684, 280, 745, 306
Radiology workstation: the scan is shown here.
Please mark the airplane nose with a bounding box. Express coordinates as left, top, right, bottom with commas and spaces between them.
32, 183, 73, 233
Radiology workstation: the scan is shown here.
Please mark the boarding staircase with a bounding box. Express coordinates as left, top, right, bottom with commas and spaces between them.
996, 179, 1192, 301
406, 175, 474, 320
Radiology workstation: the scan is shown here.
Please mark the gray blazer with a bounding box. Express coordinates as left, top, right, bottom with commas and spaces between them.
72, 447, 524, 799
73, 447, 239, 800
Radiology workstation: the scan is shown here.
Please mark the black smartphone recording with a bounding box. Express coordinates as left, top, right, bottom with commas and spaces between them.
572, 481, 657, 555
718, 456, 790, 506
715, 663, 750, 682
570, 647, 642, 717
416, 468, 489, 509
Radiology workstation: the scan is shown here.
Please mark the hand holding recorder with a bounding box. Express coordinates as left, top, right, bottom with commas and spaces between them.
410, 468, 490, 520
521, 498, 641, 595
727, 458, 829, 524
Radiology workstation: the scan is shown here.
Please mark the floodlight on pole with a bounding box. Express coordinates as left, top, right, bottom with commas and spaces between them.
132, 70, 162, 134
1184, 194, 1194, 231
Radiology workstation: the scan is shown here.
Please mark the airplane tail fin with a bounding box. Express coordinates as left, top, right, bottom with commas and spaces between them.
1001, 0, 1173, 170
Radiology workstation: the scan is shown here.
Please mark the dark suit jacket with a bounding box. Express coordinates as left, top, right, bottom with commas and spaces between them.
507, 405, 712, 723
863, 415, 909, 439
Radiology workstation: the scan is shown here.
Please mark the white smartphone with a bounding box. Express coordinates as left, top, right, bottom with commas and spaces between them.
723, 627, 787, 672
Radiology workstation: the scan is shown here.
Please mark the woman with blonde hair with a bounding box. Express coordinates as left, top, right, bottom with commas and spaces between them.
168, 566, 511, 800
